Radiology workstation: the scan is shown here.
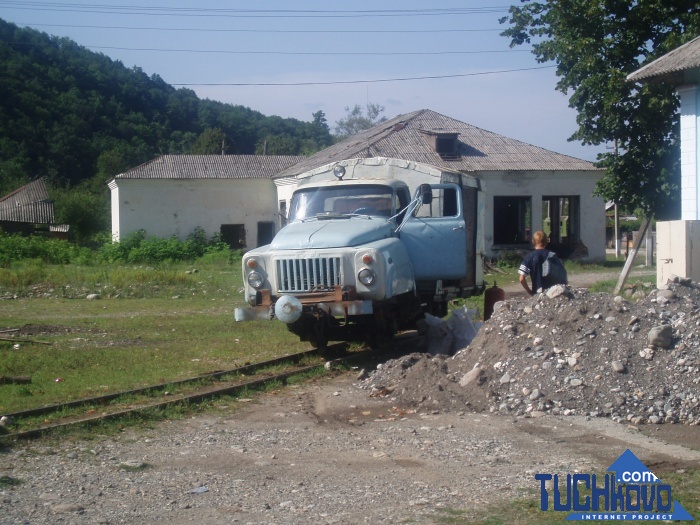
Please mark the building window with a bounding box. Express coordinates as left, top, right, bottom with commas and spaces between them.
543, 196, 580, 254
279, 200, 287, 228
220, 224, 246, 249
493, 196, 531, 244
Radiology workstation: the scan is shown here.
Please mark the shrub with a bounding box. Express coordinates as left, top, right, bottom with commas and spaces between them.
1, 228, 232, 266
0, 234, 92, 266
496, 250, 523, 269
98, 228, 232, 264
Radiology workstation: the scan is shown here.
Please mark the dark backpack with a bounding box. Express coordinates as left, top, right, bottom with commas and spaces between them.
542, 251, 568, 287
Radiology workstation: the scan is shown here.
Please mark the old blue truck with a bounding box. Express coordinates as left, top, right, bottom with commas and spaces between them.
234, 157, 485, 348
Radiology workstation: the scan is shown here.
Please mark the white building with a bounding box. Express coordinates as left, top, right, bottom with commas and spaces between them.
628, 36, 700, 285
108, 154, 302, 249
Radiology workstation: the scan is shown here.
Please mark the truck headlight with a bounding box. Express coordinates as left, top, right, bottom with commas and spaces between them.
247, 271, 264, 289
358, 268, 375, 285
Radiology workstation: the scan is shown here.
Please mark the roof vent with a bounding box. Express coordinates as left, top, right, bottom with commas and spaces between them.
419, 130, 461, 160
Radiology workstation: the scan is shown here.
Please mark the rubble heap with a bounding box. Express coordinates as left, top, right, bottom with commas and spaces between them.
360, 279, 700, 425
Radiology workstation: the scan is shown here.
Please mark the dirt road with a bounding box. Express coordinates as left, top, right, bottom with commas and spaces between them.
3, 370, 698, 525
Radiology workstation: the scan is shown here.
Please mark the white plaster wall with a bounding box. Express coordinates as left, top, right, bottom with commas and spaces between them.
273, 177, 298, 226
656, 220, 700, 285
479, 170, 606, 261
108, 180, 120, 241
110, 178, 277, 248
678, 85, 699, 220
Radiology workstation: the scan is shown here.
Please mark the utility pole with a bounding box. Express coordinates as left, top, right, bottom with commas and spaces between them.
614, 201, 620, 258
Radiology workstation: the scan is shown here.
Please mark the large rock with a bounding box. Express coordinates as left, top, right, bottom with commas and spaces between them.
459, 367, 484, 387
648, 325, 673, 348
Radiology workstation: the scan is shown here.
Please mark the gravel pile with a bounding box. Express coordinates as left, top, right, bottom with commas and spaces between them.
360, 278, 700, 426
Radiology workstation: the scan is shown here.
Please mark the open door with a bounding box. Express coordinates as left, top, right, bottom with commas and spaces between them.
399, 183, 468, 280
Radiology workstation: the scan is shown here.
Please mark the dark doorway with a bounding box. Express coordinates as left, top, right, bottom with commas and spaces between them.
542, 196, 580, 257
493, 196, 531, 244
220, 224, 246, 250
257, 221, 274, 247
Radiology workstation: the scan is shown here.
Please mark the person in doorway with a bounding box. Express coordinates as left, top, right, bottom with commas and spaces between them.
518, 230, 550, 296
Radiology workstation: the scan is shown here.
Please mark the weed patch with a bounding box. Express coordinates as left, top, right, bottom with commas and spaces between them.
0, 475, 22, 488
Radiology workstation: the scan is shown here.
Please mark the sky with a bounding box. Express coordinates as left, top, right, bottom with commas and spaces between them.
0, 1, 608, 162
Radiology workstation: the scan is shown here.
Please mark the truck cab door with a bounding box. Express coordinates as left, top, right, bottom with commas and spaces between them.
399, 183, 467, 280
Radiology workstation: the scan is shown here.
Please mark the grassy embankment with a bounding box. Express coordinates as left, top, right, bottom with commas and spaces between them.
0, 244, 315, 418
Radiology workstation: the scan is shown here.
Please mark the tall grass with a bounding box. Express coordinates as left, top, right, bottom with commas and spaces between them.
0, 231, 239, 297
0, 235, 92, 266
97, 228, 237, 264
0, 228, 237, 267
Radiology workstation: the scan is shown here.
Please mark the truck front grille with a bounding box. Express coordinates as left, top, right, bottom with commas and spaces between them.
276, 257, 341, 293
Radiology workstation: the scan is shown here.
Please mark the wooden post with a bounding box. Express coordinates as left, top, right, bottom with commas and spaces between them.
614, 217, 651, 295
0, 376, 32, 385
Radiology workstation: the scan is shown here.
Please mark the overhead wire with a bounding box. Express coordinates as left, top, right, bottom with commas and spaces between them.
10, 22, 503, 33
78, 45, 528, 56
170, 66, 555, 87
0, 2, 510, 18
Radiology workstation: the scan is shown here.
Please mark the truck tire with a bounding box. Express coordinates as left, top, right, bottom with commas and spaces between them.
427, 299, 448, 318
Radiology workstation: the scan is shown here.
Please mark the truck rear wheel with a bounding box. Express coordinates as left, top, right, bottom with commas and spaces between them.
426, 299, 448, 318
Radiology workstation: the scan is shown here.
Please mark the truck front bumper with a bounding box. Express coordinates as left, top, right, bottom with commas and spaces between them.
234, 286, 373, 323
234, 299, 373, 322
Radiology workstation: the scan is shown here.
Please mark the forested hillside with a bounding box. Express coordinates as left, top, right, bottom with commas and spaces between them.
0, 19, 333, 198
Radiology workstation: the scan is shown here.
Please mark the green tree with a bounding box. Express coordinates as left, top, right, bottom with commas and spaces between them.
309, 110, 333, 149
0, 19, 334, 238
333, 103, 387, 140
500, 1, 698, 220
191, 128, 228, 154
52, 177, 110, 243
255, 134, 299, 155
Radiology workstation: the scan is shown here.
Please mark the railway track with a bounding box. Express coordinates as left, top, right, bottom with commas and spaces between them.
0, 344, 379, 440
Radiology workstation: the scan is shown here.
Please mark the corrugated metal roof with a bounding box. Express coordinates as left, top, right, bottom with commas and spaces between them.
0, 178, 55, 224
275, 109, 598, 178
627, 36, 700, 82
113, 154, 304, 180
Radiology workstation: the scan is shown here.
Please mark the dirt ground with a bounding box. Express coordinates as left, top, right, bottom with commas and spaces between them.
5, 364, 699, 525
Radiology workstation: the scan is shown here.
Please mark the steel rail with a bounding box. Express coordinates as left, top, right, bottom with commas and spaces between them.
1, 345, 377, 440
0, 348, 323, 421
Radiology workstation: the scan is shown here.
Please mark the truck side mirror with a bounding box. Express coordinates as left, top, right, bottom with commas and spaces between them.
415, 184, 432, 205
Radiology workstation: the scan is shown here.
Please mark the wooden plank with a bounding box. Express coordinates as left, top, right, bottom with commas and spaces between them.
0, 376, 32, 385
613, 217, 651, 295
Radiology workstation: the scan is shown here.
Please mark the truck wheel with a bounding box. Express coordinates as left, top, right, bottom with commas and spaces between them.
287, 318, 329, 352
427, 300, 448, 318
310, 322, 328, 352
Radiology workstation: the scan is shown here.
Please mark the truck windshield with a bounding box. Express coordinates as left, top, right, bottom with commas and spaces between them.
288, 185, 396, 222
